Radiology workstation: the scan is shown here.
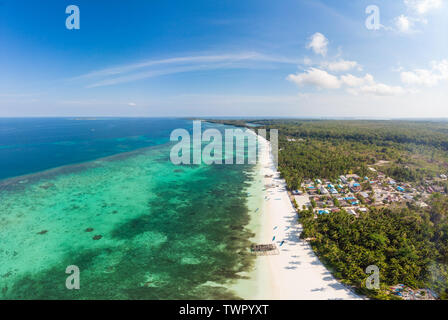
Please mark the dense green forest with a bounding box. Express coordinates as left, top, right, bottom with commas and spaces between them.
210, 119, 448, 188
261, 120, 448, 189
207, 119, 448, 299
300, 194, 448, 299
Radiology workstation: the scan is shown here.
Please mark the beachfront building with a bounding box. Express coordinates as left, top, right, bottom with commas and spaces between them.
360, 192, 369, 198
389, 285, 438, 300
320, 186, 328, 194
350, 183, 361, 193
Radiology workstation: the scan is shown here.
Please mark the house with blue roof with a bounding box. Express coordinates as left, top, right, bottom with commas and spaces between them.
350, 183, 361, 192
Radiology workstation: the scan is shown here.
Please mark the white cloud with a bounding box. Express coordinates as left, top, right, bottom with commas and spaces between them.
340, 74, 375, 87
128, 102, 137, 106
344, 73, 406, 96
395, 15, 413, 33
76, 53, 266, 79
296, 35, 405, 97
401, 60, 448, 86
303, 57, 313, 66
392, 0, 440, 33
404, 0, 443, 14
287, 68, 341, 89
71, 52, 303, 87
288, 68, 406, 96
321, 60, 361, 72
306, 33, 329, 56
394, 14, 429, 33
349, 83, 406, 96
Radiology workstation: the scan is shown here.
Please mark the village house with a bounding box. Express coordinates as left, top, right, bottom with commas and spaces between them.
350, 182, 361, 193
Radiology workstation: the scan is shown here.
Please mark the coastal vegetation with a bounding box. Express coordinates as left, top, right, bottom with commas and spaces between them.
299, 195, 448, 299
209, 119, 448, 299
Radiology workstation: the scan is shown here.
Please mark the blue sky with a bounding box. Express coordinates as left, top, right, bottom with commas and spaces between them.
0, 0, 447, 118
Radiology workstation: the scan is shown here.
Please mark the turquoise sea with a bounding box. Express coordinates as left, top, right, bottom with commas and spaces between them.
0, 118, 260, 299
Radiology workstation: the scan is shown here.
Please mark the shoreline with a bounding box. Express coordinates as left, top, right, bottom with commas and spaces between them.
232, 134, 362, 300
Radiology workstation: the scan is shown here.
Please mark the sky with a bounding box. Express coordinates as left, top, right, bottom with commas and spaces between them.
0, 0, 447, 118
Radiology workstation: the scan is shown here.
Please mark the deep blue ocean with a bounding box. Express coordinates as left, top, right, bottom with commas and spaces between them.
0, 118, 195, 180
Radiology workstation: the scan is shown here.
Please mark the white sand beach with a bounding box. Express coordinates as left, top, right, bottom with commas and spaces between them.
233, 134, 362, 300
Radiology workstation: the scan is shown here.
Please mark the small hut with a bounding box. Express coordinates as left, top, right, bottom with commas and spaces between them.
250, 244, 280, 256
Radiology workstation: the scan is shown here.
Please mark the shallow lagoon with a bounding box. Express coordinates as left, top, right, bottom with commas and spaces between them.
0, 120, 258, 299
